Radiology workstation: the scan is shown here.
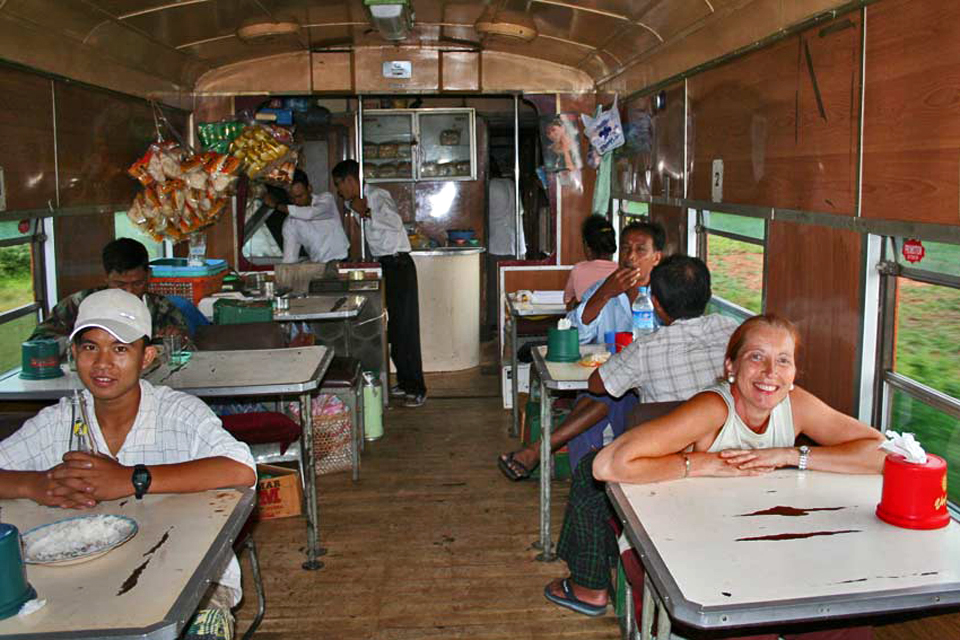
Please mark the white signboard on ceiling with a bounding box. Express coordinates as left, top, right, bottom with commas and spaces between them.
711, 159, 723, 203
382, 61, 412, 79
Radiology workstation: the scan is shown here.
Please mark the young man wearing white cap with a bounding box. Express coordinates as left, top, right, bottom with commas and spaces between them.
0, 289, 255, 637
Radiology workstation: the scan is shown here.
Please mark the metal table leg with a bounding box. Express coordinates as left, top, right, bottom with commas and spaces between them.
640, 573, 655, 640
510, 314, 519, 437
300, 392, 325, 570
536, 376, 556, 561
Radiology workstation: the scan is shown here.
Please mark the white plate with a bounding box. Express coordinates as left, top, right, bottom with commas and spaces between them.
22, 514, 138, 566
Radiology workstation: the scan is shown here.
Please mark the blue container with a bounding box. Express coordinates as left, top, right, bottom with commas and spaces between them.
0, 524, 35, 620
149, 258, 228, 278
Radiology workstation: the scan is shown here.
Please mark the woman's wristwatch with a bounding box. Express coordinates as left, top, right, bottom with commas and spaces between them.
797, 445, 810, 471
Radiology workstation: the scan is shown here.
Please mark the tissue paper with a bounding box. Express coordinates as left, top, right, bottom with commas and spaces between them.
557, 318, 572, 331
879, 430, 927, 464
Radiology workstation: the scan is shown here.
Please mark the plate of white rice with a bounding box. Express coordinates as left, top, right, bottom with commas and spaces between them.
22, 514, 138, 566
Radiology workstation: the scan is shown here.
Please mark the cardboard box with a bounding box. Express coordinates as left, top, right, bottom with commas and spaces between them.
256, 464, 303, 520
501, 363, 531, 409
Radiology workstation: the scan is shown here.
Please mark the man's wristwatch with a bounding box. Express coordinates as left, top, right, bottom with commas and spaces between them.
797, 445, 810, 471
132, 464, 152, 500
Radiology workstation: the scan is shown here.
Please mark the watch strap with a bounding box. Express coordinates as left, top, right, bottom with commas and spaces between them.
798, 446, 810, 471
132, 464, 151, 500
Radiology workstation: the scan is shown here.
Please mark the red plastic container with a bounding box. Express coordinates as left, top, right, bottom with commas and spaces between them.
876, 453, 950, 530
614, 331, 633, 353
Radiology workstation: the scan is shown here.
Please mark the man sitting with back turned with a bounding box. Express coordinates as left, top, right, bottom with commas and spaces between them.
0, 289, 256, 637
544, 255, 739, 617
29, 237, 191, 349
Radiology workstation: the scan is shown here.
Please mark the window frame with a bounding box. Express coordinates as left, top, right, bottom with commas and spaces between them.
0, 217, 47, 330
872, 236, 960, 431
694, 208, 768, 322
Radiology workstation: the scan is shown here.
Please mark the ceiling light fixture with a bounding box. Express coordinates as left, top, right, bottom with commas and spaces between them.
363, 0, 413, 42
236, 18, 301, 43
474, 8, 538, 42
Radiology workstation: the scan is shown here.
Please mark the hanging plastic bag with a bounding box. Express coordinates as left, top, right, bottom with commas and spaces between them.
581, 95, 625, 156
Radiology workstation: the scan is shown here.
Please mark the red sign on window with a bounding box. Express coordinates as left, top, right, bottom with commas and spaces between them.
17, 220, 29, 234
902, 239, 925, 264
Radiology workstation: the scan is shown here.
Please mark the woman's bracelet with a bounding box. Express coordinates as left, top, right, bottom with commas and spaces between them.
681, 453, 690, 478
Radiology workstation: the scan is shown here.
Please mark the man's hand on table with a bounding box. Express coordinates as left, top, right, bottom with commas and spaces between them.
48, 452, 133, 504
24, 470, 98, 509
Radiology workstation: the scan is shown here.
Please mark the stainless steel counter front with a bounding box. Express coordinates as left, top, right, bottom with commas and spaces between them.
410, 247, 485, 256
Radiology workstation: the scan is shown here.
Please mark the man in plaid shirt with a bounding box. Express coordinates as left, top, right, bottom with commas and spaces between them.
29, 237, 191, 349
545, 255, 739, 617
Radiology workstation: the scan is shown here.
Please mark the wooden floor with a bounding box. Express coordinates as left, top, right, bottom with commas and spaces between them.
233, 353, 960, 639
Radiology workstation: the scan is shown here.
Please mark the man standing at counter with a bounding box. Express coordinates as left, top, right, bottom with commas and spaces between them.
263, 169, 350, 267
332, 159, 427, 408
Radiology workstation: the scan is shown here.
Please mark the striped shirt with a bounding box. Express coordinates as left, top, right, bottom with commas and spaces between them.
598, 314, 739, 403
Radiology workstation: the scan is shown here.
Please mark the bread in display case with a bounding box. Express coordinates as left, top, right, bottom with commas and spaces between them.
361, 109, 475, 182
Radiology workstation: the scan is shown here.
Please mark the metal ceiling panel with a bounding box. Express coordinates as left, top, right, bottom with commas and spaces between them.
121, 1, 270, 49
82, 19, 201, 78
183, 35, 304, 65
639, 0, 714, 39
2, 0, 108, 42
603, 24, 661, 63
530, 2, 622, 49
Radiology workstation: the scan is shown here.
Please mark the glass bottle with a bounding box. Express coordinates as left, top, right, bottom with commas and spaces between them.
68, 392, 98, 455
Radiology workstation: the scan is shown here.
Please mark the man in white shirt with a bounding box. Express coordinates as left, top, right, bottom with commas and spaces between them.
264, 170, 350, 265
0, 289, 256, 636
332, 159, 426, 407
485, 162, 526, 338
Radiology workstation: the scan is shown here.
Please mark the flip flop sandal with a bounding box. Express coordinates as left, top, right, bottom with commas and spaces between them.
544, 578, 607, 617
497, 452, 532, 481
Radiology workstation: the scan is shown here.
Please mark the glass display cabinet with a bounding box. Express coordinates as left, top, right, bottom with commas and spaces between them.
361, 108, 476, 182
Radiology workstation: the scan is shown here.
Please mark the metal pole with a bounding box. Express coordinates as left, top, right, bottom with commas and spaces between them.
357, 97, 367, 261
300, 391, 325, 570
536, 377, 556, 561
513, 94, 522, 259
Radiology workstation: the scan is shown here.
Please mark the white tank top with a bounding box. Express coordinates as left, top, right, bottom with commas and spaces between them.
704, 383, 796, 452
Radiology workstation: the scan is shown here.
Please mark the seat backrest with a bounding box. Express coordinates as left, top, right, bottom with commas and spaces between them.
625, 401, 683, 431
194, 322, 287, 351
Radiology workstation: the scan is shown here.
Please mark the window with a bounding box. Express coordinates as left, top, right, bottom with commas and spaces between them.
0, 219, 45, 373
696, 210, 766, 321
114, 212, 164, 260
876, 238, 960, 505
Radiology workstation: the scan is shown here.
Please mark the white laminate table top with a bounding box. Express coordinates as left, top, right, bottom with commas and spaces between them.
0, 489, 255, 639
609, 470, 960, 628
531, 345, 606, 391
506, 294, 567, 318
273, 295, 365, 321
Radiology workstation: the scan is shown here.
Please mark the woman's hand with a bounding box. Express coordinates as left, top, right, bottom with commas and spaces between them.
719, 448, 796, 472
693, 451, 770, 477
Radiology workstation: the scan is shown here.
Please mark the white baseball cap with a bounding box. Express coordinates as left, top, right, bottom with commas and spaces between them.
69, 289, 153, 343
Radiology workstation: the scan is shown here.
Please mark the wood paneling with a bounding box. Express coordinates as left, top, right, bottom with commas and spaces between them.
765, 220, 862, 414
54, 81, 188, 209
648, 204, 686, 257
0, 65, 56, 211
354, 49, 440, 93
687, 15, 859, 214
54, 213, 114, 297
862, 0, 960, 226
441, 52, 480, 92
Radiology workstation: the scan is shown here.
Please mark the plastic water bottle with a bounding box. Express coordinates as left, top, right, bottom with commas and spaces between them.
632, 286, 656, 340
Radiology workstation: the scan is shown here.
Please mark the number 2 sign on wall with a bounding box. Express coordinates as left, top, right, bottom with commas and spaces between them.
711, 159, 723, 203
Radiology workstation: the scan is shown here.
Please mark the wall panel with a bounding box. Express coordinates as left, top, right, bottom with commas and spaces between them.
862, 0, 960, 226
54, 213, 114, 297
0, 65, 56, 211
687, 15, 859, 214
615, 83, 685, 200
648, 204, 686, 257
765, 220, 862, 415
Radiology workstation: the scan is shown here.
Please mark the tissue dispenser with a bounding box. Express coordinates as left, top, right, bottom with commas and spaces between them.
876, 453, 950, 530
545, 328, 580, 363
